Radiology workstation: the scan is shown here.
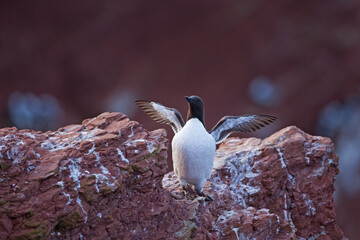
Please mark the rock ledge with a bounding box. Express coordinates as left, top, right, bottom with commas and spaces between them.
0, 113, 345, 239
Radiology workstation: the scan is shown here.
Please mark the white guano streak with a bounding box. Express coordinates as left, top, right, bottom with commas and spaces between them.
276, 148, 286, 168
117, 148, 129, 164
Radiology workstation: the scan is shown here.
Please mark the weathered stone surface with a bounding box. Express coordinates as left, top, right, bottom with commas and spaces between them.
163, 126, 346, 239
0, 112, 171, 239
0, 113, 345, 239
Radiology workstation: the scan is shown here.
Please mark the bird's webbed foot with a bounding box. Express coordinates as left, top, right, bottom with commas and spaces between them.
184, 191, 196, 200
198, 192, 213, 201
182, 184, 196, 200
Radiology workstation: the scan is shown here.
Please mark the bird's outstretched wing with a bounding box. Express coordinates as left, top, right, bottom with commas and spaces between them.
135, 100, 185, 134
209, 115, 277, 144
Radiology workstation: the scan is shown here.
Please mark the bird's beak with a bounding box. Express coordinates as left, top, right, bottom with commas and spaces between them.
185, 96, 191, 102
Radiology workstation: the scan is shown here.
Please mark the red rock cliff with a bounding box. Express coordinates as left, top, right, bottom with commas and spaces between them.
0, 113, 345, 239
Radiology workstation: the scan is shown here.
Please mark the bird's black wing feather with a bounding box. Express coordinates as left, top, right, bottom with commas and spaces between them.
209, 115, 277, 144
135, 100, 185, 133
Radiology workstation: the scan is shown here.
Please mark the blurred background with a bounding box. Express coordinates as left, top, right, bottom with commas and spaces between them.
1, 0, 359, 238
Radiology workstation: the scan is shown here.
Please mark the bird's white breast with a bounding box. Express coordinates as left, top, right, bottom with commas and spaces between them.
171, 118, 216, 185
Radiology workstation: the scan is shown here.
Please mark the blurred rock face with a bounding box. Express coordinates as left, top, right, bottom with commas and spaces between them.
8, 92, 63, 131
0, 114, 345, 239
1, 1, 360, 136
317, 90, 360, 238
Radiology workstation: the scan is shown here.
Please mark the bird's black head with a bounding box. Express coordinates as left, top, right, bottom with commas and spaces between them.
185, 95, 205, 126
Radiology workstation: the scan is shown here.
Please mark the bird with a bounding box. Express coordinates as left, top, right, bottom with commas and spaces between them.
135, 95, 276, 201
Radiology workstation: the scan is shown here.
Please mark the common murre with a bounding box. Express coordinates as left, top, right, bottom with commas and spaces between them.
136, 96, 276, 201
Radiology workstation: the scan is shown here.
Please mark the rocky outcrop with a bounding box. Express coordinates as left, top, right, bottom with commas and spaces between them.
0, 113, 345, 239
164, 126, 345, 239
0, 112, 170, 240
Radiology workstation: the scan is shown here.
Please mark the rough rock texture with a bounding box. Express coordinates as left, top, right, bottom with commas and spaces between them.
0, 113, 345, 239
163, 126, 345, 239
0, 112, 171, 239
